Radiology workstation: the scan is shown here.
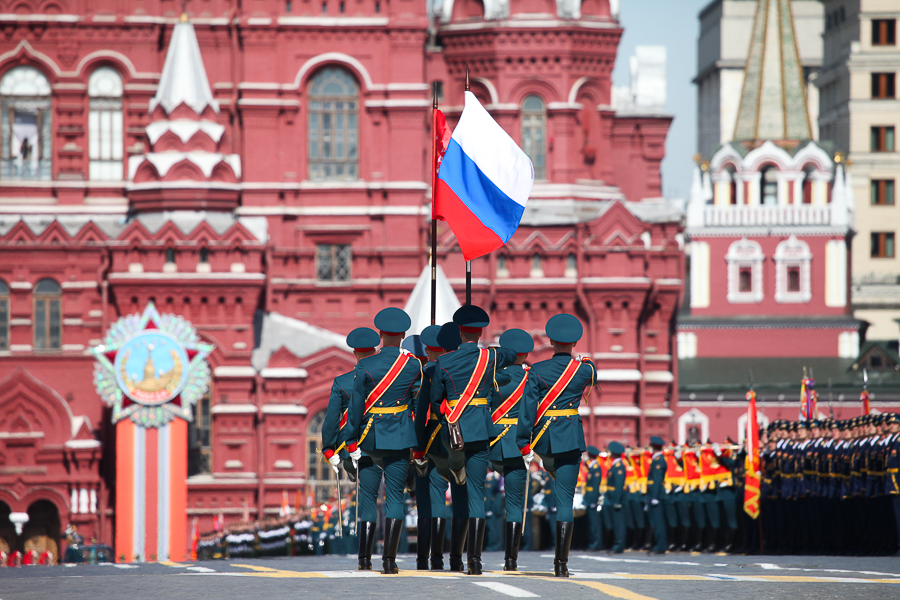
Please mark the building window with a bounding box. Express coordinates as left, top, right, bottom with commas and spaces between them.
774, 235, 812, 303
0, 66, 52, 180
871, 126, 895, 152
871, 179, 895, 205
199, 247, 209, 263
188, 393, 211, 476
871, 232, 895, 258
872, 73, 896, 99
496, 254, 509, 278
0, 279, 8, 350
801, 166, 816, 204
759, 165, 778, 205
33, 278, 61, 350
565, 253, 577, 277
726, 237, 764, 303
530, 253, 543, 278
872, 19, 896, 46
308, 67, 359, 181
521, 95, 546, 180
88, 67, 124, 181
316, 244, 351, 282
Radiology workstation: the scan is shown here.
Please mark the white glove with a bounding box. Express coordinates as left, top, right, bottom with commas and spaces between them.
674, 449, 683, 460
650, 498, 659, 506
414, 458, 428, 468
712, 443, 721, 456
350, 448, 362, 469
522, 451, 535, 468
328, 454, 341, 468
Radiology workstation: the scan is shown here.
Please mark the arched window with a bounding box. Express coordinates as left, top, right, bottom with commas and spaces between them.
530, 253, 543, 278
725, 238, 764, 304
34, 278, 61, 350
801, 165, 816, 205
565, 253, 577, 277
88, 67, 124, 181
308, 67, 359, 181
521, 95, 546, 180
774, 235, 812, 303
306, 410, 351, 503
0, 66, 52, 180
0, 279, 8, 350
496, 254, 509, 278
725, 165, 738, 205
759, 164, 778, 205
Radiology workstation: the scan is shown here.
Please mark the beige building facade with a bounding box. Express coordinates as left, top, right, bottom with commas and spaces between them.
818, 0, 900, 341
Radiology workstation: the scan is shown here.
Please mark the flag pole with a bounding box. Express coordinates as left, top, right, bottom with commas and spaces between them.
431, 83, 439, 325
464, 63, 472, 306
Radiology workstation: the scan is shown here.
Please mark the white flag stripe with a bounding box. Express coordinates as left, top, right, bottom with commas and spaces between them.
451, 91, 534, 207
471, 581, 540, 598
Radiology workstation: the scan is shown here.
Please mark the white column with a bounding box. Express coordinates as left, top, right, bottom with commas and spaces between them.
690, 241, 711, 308
825, 239, 847, 307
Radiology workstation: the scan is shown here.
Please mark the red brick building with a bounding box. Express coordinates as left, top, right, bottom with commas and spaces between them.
0, 0, 681, 555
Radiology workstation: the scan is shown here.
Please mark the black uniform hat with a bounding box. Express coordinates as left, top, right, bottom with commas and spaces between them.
499, 328, 534, 354
346, 327, 380, 351
453, 305, 490, 332
374, 307, 411, 335
884, 413, 900, 425
545, 313, 583, 344
436, 322, 462, 351
587, 446, 600, 456
649, 436, 666, 447
402, 335, 426, 358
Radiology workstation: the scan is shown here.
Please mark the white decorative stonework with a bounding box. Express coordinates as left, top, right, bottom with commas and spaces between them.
725, 237, 764, 304
678, 408, 709, 446
737, 410, 769, 444
774, 235, 811, 304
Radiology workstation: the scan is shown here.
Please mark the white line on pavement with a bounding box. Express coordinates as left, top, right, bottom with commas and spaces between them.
472, 581, 540, 597
185, 566, 216, 573
113, 564, 139, 569
577, 554, 701, 567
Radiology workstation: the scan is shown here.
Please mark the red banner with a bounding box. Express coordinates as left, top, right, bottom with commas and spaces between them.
744, 390, 760, 519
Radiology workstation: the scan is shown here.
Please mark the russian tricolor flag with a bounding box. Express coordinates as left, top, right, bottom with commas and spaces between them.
435, 91, 534, 261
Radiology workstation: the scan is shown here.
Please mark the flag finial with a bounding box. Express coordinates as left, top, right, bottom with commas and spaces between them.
465, 63, 470, 92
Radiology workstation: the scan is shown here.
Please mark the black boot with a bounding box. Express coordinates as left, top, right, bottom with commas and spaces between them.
449, 517, 468, 572
554, 521, 574, 577
723, 527, 735, 553
504, 521, 522, 571
466, 518, 486, 575
382, 518, 403, 574
632, 527, 644, 550
691, 526, 704, 552
704, 527, 718, 553
667, 527, 678, 552
417, 516, 432, 570
430, 517, 446, 570
358, 521, 376, 570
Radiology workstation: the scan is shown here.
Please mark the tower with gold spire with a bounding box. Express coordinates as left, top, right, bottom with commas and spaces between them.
679, 0, 859, 372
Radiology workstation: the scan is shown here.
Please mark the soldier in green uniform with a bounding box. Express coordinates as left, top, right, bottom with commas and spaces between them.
584, 446, 603, 550
490, 328, 533, 570
646, 436, 667, 554
403, 333, 433, 569
431, 305, 518, 575
321, 327, 380, 568
606, 441, 628, 553
345, 307, 423, 574
516, 314, 596, 577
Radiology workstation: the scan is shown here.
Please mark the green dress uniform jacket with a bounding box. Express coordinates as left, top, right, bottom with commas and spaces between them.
322, 369, 355, 454
515, 354, 595, 455
490, 364, 528, 462
346, 346, 422, 452
430, 342, 517, 443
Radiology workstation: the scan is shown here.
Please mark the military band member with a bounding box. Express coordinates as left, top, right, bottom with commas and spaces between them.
490, 328, 533, 571
516, 314, 596, 577
647, 436, 667, 554
606, 441, 628, 553
431, 305, 518, 575
345, 307, 423, 574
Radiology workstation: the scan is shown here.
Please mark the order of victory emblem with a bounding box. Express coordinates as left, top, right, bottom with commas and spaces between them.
91, 302, 214, 427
